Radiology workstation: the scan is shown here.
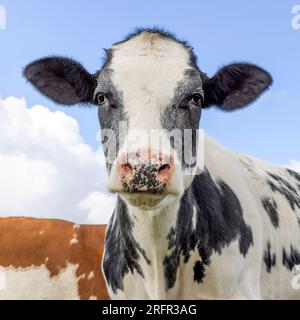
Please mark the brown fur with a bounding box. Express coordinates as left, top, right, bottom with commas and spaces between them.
0, 217, 109, 300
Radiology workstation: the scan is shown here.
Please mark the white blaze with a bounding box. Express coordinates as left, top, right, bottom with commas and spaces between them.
111, 32, 191, 124
106, 32, 193, 193
110, 32, 192, 148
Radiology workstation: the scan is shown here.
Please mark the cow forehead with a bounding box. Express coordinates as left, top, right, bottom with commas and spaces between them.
108, 32, 194, 116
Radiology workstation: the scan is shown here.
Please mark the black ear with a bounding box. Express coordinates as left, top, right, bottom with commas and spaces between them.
23, 56, 97, 105
202, 63, 272, 111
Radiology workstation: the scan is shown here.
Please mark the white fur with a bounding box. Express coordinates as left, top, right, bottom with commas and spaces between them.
107, 32, 194, 194
108, 135, 300, 300
111, 31, 192, 133
0, 264, 80, 300
70, 233, 79, 245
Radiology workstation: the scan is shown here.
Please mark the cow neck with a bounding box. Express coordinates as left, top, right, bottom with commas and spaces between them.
106, 166, 254, 294
110, 194, 182, 298
116, 195, 180, 261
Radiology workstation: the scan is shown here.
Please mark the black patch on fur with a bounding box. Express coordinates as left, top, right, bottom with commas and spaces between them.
268, 172, 298, 193
193, 261, 206, 283
287, 169, 300, 192
161, 71, 204, 170
261, 197, 279, 228
282, 246, 300, 271
263, 241, 276, 272
287, 169, 300, 183
266, 172, 300, 211
103, 197, 150, 293
163, 169, 253, 289
96, 69, 128, 172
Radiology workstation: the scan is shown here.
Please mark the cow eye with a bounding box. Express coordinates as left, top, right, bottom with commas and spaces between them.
191, 93, 203, 106
95, 92, 106, 105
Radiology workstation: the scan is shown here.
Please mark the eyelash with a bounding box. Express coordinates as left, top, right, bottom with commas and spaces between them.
179, 93, 204, 109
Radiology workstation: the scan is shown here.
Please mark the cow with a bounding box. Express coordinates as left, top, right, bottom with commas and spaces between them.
23, 28, 300, 299
0, 217, 109, 300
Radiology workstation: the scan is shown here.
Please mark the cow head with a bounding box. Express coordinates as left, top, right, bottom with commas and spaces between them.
24, 28, 272, 211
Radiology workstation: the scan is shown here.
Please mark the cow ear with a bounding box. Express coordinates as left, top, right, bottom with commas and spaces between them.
23, 56, 97, 105
202, 63, 272, 111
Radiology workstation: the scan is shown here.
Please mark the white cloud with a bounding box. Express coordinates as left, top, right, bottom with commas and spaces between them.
286, 159, 300, 172
0, 96, 115, 224
78, 191, 115, 224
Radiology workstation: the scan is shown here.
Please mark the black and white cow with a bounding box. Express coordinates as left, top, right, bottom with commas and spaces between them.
24, 28, 300, 299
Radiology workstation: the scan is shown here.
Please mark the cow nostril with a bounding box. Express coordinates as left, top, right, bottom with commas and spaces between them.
121, 162, 133, 175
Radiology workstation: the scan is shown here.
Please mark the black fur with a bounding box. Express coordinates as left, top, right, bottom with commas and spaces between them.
268, 172, 298, 194
163, 169, 253, 289
102, 197, 151, 293
286, 169, 300, 192
193, 260, 206, 283
266, 172, 300, 211
282, 246, 300, 271
261, 197, 279, 228
96, 68, 128, 172
263, 241, 276, 272
103, 169, 253, 292
287, 169, 300, 183
23, 56, 96, 105
161, 71, 203, 170
202, 63, 273, 111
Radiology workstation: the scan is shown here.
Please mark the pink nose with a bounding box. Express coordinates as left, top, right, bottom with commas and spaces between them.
118, 150, 174, 193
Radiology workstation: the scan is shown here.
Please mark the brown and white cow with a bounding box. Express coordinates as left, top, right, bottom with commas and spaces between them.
23, 28, 300, 299
0, 217, 109, 300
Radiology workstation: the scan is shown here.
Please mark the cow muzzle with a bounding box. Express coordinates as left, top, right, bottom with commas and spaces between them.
118, 149, 174, 194
107, 148, 184, 209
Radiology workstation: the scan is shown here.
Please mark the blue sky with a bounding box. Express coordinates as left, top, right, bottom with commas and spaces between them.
0, 0, 299, 165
